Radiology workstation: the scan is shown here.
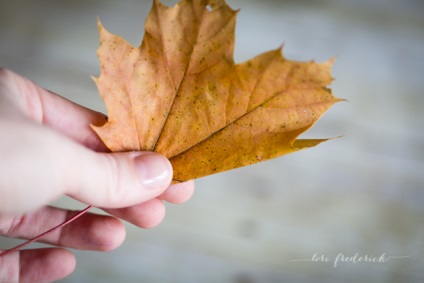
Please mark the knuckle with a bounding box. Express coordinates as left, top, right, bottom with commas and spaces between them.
100, 154, 132, 206
0, 214, 26, 237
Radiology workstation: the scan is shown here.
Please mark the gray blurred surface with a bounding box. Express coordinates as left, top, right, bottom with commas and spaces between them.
1, 0, 424, 282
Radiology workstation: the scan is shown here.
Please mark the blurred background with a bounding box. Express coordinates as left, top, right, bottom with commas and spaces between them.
1, 0, 424, 282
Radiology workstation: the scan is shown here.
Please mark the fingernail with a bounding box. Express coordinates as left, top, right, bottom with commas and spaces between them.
134, 153, 172, 188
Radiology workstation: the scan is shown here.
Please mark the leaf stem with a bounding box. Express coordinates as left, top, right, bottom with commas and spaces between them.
0, 205, 92, 257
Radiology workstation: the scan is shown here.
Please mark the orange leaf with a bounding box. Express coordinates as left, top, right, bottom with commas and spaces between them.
92, 0, 342, 181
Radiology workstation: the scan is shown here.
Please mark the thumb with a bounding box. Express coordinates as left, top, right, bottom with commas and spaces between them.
0, 122, 173, 214
68, 150, 173, 208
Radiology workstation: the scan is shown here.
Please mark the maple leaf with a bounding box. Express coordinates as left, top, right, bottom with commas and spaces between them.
92, 0, 342, 182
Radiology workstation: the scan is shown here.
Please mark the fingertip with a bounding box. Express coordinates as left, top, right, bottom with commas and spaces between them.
133, 152, 173, 190
106, 218, 127, 251
104, 198, 166, 229
91, 216, 126, 251
63, 213, 126, 252
160, 180, 195, 204
141, 198, 166, 229
58, 248, 77, 275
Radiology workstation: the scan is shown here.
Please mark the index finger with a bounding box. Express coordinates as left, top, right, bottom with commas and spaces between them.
1, 68, 108, 151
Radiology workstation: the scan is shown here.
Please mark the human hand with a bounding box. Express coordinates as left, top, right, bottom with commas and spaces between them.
0, 68, 195, 282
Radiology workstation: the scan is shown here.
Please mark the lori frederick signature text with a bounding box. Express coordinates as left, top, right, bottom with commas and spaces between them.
290, 253, 409, 268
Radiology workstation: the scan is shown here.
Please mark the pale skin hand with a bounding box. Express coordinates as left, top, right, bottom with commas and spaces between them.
0, 68, 195, 283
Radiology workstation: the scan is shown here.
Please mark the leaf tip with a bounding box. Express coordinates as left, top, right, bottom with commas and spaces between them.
96, 16, 104, 30
90, 75, 99, 83
277, 43, 284, 52
326, 56, 337, 67
96, 17, 110, 42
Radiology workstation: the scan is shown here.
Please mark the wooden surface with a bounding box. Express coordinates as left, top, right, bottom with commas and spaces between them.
1, 0, 424, 282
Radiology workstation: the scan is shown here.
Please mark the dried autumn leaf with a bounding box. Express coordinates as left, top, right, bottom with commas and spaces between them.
92, 0, 342, 182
